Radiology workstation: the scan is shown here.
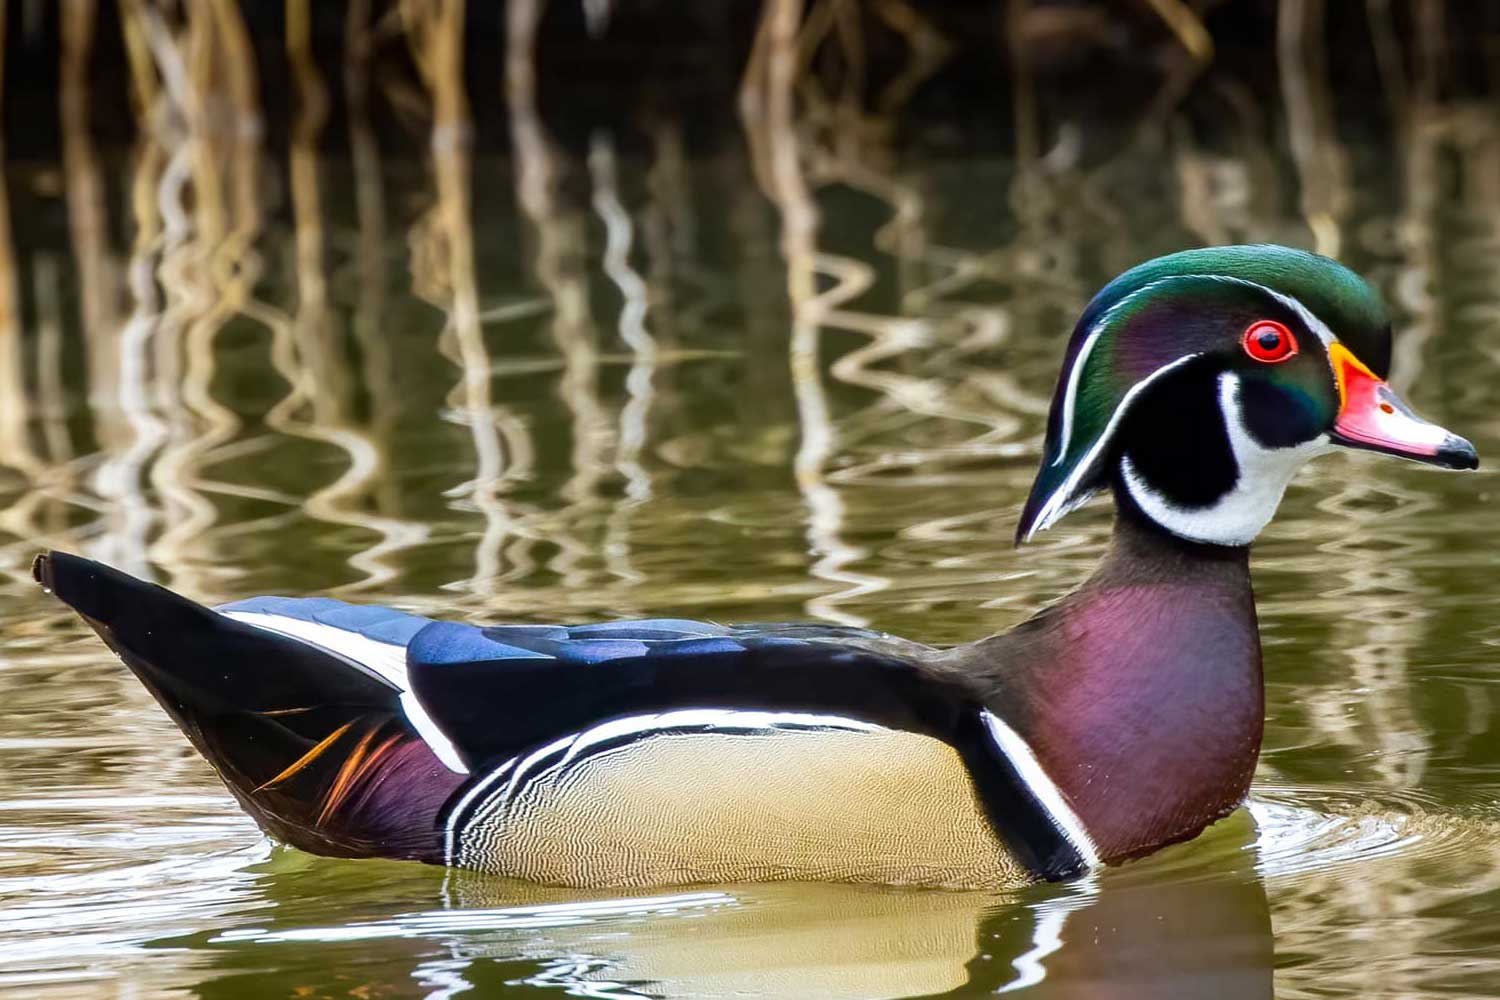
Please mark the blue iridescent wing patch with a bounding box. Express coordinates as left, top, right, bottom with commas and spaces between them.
217, 595, 434, 647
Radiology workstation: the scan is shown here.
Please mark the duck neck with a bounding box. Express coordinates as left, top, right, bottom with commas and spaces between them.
1096, 491, 1254, 590
979, 497, 1263, 863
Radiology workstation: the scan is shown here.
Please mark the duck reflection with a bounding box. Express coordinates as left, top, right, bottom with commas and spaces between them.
188, 812, 1269, 1000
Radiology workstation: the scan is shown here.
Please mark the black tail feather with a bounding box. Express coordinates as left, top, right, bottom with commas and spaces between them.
35, 551, 458, 861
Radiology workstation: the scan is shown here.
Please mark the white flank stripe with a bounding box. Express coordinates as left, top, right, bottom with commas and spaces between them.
980, 709, 1099, 867
496, 710, 878, 818
479, 732, 586, 829
556, 708, 882, 772
222, 611, 470, 776
444, 759, 516, 865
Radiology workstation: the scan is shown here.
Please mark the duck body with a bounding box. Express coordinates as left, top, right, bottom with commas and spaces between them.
37, 551, 1079, 887
38, 245, 1478, 888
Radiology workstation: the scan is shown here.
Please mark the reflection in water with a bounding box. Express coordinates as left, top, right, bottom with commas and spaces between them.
156, 801, 1500, 999
590, 134, 657, 587
188, 810, 1275, 1000
282, 0, 428, 595
743, 0, 881, 627
0, 3, 1499, 999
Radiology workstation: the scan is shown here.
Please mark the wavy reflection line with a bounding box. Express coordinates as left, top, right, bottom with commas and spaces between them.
89, 111, 169, 578
134, 1, 273, 594
332, 0, 435, 591
749, 0, 1064, 625
138, 6, 217, 591
1384, 89, 1445, 397
32, 258, 74, 474
87, 0, 175, 572
795, 5, 1048, 619
1263, 799, 1500, 996
743, 0, 888, 628
642, 121, 739, 378
508, 0, 610, 595
1279, 0, 1347, 258
590, 136, 656, 506
237, 0, 428, 593
0, 213, 39, 488
173, 2, 350, 579
822, 279, 1027, 486
0, 150, 48, 563
871, 0, 951, 116
997, 874, 1100, 993
1452, 107, 1500, 438
590, 134, 656, 590
639, 121, 686, 350
1309, 480, 1436, 788
61, 0, 122, 448
411, 956, 476, 1000
404, 0, 521, 595
0, 7, 77, 570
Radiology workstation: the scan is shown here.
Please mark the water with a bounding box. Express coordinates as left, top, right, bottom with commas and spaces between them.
3, 37, 1500, 999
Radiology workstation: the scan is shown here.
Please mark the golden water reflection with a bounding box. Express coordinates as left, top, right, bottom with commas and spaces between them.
1, 2, 1499, 998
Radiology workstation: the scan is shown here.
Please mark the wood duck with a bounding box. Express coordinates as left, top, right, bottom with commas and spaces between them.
36, 245, 1477, 889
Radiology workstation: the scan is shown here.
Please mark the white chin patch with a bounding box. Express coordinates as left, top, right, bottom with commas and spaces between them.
1122, 372, 1331, 546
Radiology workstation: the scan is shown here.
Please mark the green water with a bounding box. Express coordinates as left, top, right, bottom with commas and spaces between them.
2, 103, 1500, 998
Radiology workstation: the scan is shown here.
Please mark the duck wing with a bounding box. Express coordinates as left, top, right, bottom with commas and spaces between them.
405, 617, 954, 769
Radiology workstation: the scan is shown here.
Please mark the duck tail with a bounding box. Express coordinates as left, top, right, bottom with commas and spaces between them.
33, 551, 463, 862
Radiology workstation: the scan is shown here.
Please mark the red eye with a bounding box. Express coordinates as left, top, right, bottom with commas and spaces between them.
1242, 320, 1297, 363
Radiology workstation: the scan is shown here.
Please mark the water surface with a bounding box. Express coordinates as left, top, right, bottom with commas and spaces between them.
3, 37, 1500, 999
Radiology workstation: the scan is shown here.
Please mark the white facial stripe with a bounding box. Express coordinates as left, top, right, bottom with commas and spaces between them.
981, 710, 1099, 867
1123, 372, 1331, 546
1202, 274, 1335, 347
1266, 288, 1335, 346
1027, 354, 1202, 540
1054, 328, 1101, 465
1052, 277, 1184, 467
445, 710, 886, 867
222, 611, 470, 776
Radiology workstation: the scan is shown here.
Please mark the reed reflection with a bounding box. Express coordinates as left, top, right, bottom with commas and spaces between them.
0, 4, 1498, 999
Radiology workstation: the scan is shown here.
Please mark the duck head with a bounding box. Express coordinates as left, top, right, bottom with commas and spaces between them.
1019, 245, 1477, 546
